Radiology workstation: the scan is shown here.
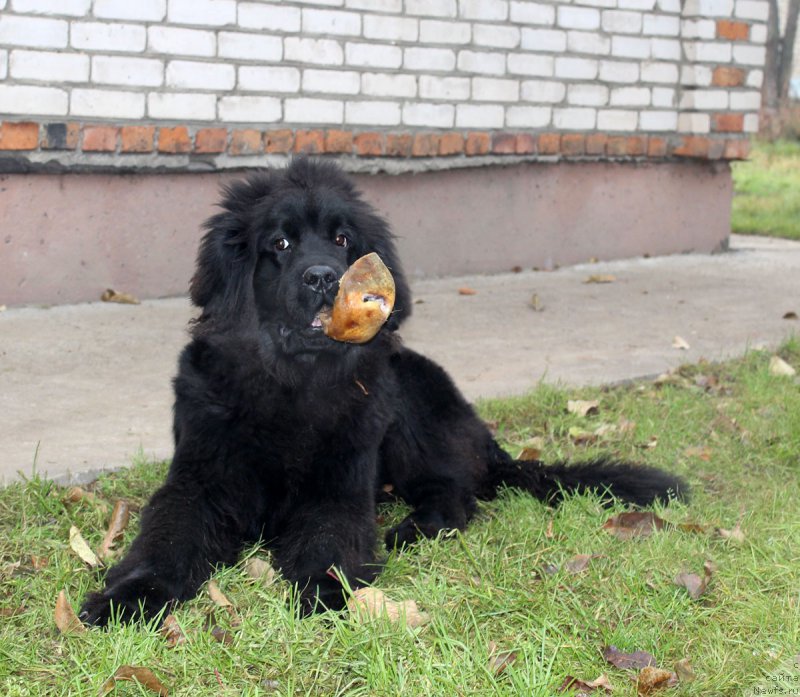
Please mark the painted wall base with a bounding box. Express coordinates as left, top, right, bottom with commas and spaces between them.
0, 160, 732, 306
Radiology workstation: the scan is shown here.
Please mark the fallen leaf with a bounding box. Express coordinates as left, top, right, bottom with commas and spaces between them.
584, 274, 616, 284
672, 335, 690, 351
602, 512, 667, 540
160, 614, 187, 648
348, 587, 430, 628
529, 293, 544, 311
458, 287, 477, 296
545, 519, 555, 539
568, 426, 597, 445
0, 606, 26, 617
101, 288, 140, 305
69, 525, 100, 568
565, 553, 604, 574
674, 658, 696, 683
511, 265, 523, 273
638, 435, 659, 450
568, 399, 599, 417
99, 666, 168, 696
593, 423, 617, 438
207, 580, 232, 608
31, 555, 49, 570
603, 645, 656, 670
62, 486, 110, 513
769, 355, 797, 376
98, 500, 130, 560
674, 560, 714, 600
207, 579, 241, 626
54, 590, 86, 634
637, 666, 677, 695
487, 641, 517, 675
782, 311, 798, 320
210, 625, 234, 645
519, 446, 542, 461
557, 673, 613, 693
244, 557, 276, 584
716, 521, 745, 543
684, 446, 712, 461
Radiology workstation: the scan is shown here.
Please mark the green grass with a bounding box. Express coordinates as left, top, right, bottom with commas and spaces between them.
1, 340, 799, 696
731, 139, 800, 240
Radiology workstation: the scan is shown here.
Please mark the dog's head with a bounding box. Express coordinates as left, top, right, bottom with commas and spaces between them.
191, 159, 411, 359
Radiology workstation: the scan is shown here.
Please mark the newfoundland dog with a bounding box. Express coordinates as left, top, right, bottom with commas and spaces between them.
80, 158, 685, 624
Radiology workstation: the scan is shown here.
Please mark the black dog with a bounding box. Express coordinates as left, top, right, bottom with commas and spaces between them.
80, 159, 685, 623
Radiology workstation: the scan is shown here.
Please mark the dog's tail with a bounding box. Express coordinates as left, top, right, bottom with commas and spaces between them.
477, 444, 687, 507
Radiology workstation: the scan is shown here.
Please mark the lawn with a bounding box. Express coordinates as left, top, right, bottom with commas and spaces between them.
0, 341, 798, 696
731, 139, 800, 240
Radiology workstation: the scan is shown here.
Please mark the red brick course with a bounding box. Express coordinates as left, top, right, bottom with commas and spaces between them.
157, 127, 191, 153
0, 121, 40, 150
0, 121, 753, 163
195, 128, 227, 154
120, 126, 155, 153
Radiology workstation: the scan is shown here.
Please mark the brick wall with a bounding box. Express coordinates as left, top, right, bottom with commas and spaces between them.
0, 0, 767, 169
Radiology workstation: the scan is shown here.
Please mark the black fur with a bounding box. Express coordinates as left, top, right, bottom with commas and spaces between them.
80, 159, 686, 624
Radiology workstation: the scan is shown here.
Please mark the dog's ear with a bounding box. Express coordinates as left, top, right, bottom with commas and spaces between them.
191, 176, 268, 323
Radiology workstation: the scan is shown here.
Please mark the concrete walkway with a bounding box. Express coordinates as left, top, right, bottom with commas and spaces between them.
1, 234, 798, 485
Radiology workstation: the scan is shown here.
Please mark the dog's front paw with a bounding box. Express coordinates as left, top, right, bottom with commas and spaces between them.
297, 574, 349, 617
79, 579, 173, 626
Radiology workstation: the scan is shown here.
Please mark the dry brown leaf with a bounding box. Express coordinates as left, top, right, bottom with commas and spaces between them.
207, 579, 241, 626
545, 519, 555, 539
674, 560, 714, 600
716, 521, 745, 543
638, 435, 659, 450
684, 446, 712, 461
637, 666, 677, 695
98, 500, 130, 560
348, 587, 430, 628
568, 426, 597, 445
567, 399, 599, 417
602, 512, 667, 540
54, 590, 86, 634
782, 311, 798, 320
565, 553, 604, 574
210, 625, 234, 645
557, 673, 613, 693
31, 555, 49, 570
672, 335, 690, 350
160, 614, 187, 648
487, 641, 517, 675
99, 666, 168, 696
63, 486, 110, 513
769, 355, 797, 376
207, 580, 233, 608
593, 423, 617, 438
458, 286, 477, 296
674, 658, 696, 683
584, 274, 616, 284
101, 288, 140, 305
69, 525, 100, 568
602, 645, 656, 670
519, 447, 542, 461
676, 522, 708, 534
244, 557, 276, 584
0, 606, 26, 617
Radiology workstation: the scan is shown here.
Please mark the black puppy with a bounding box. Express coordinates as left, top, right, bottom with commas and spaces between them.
80, 159, 685, 623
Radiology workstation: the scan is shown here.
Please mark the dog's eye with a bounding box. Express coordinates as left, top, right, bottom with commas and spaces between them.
334, 233, 348, 248
274, 238, 291, 252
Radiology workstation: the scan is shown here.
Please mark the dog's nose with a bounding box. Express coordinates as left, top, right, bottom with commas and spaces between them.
302, 265, 338, 294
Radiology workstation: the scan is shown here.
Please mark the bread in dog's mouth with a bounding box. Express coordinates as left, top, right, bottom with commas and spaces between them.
317, 253, 395, 344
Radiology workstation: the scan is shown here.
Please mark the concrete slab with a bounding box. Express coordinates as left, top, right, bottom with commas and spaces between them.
1, 234, 798, 485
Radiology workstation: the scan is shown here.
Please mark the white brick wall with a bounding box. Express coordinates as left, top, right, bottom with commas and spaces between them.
0, 0, 768, 141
